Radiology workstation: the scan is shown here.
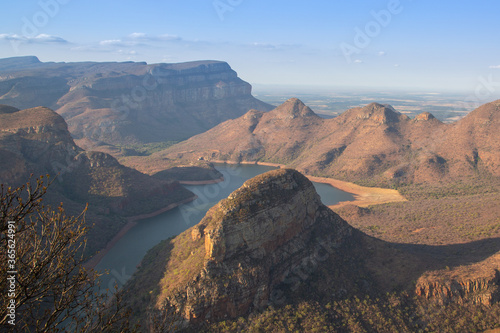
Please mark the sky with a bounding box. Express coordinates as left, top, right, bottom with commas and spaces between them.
1, 0, 500, 93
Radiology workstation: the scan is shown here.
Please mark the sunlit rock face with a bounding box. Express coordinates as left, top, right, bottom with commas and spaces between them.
0, 57, 273, 146
155, 169, 353, 325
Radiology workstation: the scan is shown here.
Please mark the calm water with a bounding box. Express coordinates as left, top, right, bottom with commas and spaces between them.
96, 164, 353, 289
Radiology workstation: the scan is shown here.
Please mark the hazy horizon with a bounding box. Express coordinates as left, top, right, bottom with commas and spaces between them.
2, 1, 500, 94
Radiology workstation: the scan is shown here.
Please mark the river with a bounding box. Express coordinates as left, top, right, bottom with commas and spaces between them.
95, 164, 353, 290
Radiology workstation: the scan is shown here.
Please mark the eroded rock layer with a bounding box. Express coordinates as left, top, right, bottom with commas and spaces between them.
153, 169, 353, 324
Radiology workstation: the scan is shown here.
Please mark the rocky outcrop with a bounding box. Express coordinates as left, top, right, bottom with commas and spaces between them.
0, 106, 75, 145
344, 102, 408, 124
415, 253, 500, 305
416, 274, 500, 305
414, 112, 436, 121
0, 56, 273, 148
0, 105, 195, 255
151, 169, 353, 325
273, 98, 320, 120
0, 106, 81, 178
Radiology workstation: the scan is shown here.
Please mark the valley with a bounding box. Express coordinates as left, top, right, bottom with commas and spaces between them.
0, 56, 499, 332
2, 0, 500, 331
117, 97, 500, 331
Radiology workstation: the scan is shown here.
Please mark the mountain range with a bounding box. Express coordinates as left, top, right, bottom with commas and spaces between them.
0, 56, 273, 151
147, 98, 500, 185
1, 55, 499, 331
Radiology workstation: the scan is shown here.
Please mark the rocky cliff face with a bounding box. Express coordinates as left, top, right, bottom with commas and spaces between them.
123, 168, 500, 329
0, 56, 273, 148
0, 105, 195, 255
0, 105, 81, 183
203, 169, 324, 263
415, 252, 500, 306
0, 105, 194, 213
132, 169, 353, 326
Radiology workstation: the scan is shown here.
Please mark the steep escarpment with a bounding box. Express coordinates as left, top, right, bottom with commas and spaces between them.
0, 105, 195, 255
0, 56, 273, 149
125, 169, 355, 326
416, 252, 500, 306
0, 106, 80, 182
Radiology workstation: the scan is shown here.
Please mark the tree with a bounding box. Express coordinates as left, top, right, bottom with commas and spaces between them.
0, 175, 133, 332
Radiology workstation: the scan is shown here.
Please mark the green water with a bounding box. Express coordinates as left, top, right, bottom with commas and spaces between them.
96, 164, 353, 289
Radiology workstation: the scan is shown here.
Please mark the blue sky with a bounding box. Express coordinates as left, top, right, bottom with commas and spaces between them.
1, 0, 499, 92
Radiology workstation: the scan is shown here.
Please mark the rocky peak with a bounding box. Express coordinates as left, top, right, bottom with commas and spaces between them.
351, 102, 405, 124
414, 112, 436, 121
0, 106, 75, 146
153, 169, 353, 324
273, 98, 319, 119
243, 109, 264, 121
203, 169, 322, 262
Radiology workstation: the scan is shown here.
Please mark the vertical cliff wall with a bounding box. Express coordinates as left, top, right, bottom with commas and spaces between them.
124, 169, 354, 326
0, 57, 274, 147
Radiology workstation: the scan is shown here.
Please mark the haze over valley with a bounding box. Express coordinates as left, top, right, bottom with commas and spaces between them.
1, 1, 500, 332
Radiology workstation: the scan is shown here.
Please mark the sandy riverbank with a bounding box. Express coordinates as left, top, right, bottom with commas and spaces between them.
86, 161, 406, 269
211, 160, 285, 168
84, 196, 197, 269
306, 176, 407, 209
211, 160, 407, 209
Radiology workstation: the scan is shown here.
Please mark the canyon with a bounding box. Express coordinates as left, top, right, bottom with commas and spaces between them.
0, 56, 273, 151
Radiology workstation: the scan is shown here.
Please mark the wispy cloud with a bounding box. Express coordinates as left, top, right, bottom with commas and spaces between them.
354, 59, 363, 64
128, 32, 147, 40
95, 33, 184, 50
251, 42, 280, 50
99, 39, 135, 47
71, 33, 187, 55
0, 33, 69, 44
378, 51, 386, 56
490, 65, 500, 69
127, 32, 181, 42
